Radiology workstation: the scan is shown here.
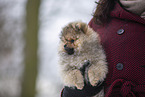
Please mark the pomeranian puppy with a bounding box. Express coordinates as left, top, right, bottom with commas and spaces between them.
58, 21, 108, 96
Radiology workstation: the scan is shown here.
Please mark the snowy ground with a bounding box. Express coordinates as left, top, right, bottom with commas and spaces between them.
37, 0, 96, 97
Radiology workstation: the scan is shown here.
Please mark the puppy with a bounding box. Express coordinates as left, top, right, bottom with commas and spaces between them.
58, 21, 108, 96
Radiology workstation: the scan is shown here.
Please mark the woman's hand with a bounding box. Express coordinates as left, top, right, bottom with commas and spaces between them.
120, 0, 145, 15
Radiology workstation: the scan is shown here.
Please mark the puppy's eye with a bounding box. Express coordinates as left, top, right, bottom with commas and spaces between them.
70, 39, 74, 43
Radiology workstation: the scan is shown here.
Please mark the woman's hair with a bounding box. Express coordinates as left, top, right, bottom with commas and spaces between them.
93, 0, 117, 25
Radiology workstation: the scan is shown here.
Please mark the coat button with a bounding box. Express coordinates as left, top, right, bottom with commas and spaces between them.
117, 29, 124, 35
116, 63, 123, 70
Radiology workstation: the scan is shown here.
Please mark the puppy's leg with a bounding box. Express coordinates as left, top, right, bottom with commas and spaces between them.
63, 69, 84, 89
88, 60, 107, 86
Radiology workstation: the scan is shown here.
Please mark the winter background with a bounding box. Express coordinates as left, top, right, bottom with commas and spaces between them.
0, 0, 97, 97
37, 0, 96, 97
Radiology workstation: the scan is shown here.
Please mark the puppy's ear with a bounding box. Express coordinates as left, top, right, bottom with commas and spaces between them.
75, 22, 88, 34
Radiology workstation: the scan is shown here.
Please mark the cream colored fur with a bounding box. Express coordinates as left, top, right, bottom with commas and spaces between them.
58, 21, 108, 96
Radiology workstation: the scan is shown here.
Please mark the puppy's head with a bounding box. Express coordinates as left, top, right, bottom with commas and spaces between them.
59, 22, 88, 55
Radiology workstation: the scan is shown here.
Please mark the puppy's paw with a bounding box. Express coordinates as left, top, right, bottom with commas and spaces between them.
63, 69, 84, 89
88, 65, 107, 86
75, 82, 84, 90
88, 69, 99, 86
73, 69, 84, 89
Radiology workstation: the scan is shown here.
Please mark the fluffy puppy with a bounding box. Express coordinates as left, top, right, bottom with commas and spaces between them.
58, 21, 108, 93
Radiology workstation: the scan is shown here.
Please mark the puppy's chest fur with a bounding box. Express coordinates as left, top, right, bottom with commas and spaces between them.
60, 46, 99, 70
63, 55, 91, 69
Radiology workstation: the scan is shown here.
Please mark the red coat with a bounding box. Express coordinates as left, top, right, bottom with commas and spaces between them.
89, 3, 145, 97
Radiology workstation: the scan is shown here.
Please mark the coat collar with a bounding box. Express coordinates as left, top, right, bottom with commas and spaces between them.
110, 3, 145, 25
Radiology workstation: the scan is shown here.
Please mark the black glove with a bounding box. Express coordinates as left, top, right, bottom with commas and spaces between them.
61, 81, 104, 97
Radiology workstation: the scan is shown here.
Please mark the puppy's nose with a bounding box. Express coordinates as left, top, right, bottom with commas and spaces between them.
64, 45, 74, 55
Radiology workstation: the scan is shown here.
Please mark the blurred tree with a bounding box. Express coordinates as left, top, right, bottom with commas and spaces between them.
0, 1, 25, 97
21, 0, 41, 97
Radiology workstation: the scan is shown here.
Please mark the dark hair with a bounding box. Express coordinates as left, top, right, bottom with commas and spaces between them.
93, 0, 117, 25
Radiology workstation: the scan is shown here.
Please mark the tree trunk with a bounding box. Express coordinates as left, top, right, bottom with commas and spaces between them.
21, 0, 41, 97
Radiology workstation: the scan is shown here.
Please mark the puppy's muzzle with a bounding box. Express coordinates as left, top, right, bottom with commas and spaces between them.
64, 45, 74, 55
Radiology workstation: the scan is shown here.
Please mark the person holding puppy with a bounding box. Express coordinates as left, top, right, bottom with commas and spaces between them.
61, 0, 145, 97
